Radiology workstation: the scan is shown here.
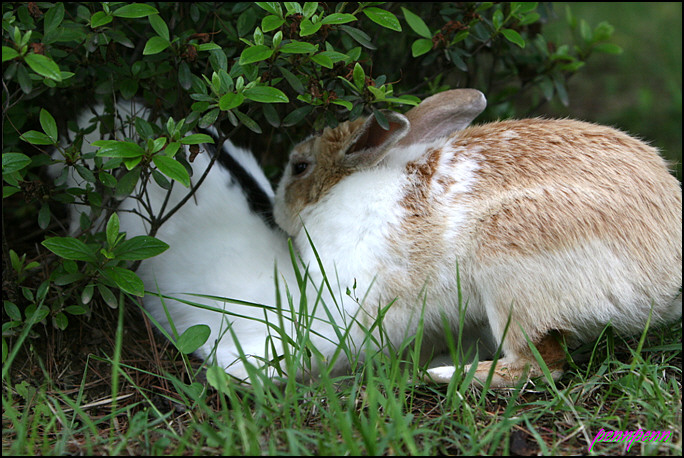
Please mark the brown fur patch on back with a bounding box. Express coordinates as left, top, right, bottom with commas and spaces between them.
450, 119, 682, 262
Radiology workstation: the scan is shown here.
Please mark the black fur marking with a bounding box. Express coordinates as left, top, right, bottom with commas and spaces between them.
197, 128, 276, 228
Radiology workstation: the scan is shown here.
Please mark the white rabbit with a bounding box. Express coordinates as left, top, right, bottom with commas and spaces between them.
273, 88, 683, 388
118, 140, 297, 380
52, 102, 306, 380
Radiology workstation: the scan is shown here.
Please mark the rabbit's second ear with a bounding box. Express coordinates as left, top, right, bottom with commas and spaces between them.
341, 111, 409, 170
398, 88, 486, 146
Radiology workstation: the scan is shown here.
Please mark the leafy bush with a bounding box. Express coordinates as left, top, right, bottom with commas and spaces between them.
2, 2, 620, 361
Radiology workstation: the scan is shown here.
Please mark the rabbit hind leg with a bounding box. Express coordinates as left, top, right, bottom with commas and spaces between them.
466, 331, 566, 388
424, 332, 566, 388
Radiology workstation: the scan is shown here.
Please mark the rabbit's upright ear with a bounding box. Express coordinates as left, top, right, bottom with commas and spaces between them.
341, 111, 410, 170
398, 88, 486, 146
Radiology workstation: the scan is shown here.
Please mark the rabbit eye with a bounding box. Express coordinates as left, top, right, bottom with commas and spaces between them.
292, 161, 309, 176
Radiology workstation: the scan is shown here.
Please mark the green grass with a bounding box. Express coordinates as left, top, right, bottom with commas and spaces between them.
3, 266, 681, 455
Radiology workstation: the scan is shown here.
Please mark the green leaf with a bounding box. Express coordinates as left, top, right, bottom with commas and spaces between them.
243, 86, 289, 103
553, 74, 569, 106
262, 15, 285, 33
180, 133, 214, 145
352, 62, 365, 91
311, 53, 333, 69
253, 26, 264, 46
579, 19, 592, 42
9, 250, 21, 273
16, 63, 32, 93
103, 267, 145, 297
331, 99, 354, 111
3, 187, 21, 198
340, 25, 376, 50
299, 19, 322, 37
178, 61, 192, 90
143, 36, 171, 55
234, 110, 262, 134
317, 50, 350, 64
372, 108, 390, 130
176, 324, 211, 354
42, 237, 97, 262
53, 312, 69, 331
302, 2, 318, 19
65, 305, 88, 315
38, 203, 51, 230
280, 41, 317, 54
98, 284, 119, 309
4, 301, 22, 321
401, 7, 431, 39
25, 303, 50, 323
112, 4, 159, 18
151, 169, 171, 190
93, 140, 145, 158
123, 157, 142, 171
37, 282, 55, 303
262, 103, 280, 127
148, 14, 169, 41
20, 130, 55, 145
593, 21, 615, 43
538, 76, 554, 101
115, 168, 141, 199
24, 53, 62, 81
197, 42, 221, 52
81, 284, 95, 305
255, 3, 282, 17
206, 365, 232, 395
152, 156, 190, 187
518, 12, 540, 26
273, 30, 283, 49
239, 45, 273, 65
44, 3, 65, 34
113, 236, 169, 260
282, 106, 313, 126
593, 43, 623, 55
163, 142, 181, 158
119, 78, 138, 100
39, 109, 58, 142
513, 2, 539, 14
493, 9, 504, 30
502, 28, 525, 48
150, 137, 167, 154
219, 92, 245, 111
363, 7, 401, 32
321, 13, 357, 25
106, 213, 120, 249
3, 46, 19, 63
2, 153, 31, 174
411, 38, 433, 57
279, 65, 305, 93
90, 11, 113, 28
284, 3, 303, 16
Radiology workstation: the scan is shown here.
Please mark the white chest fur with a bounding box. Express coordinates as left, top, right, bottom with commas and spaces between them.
295, 167, 409, 307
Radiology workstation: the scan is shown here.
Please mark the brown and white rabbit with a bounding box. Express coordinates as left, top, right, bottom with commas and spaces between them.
273, 89, 682, 388
54, 101, 488, 382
